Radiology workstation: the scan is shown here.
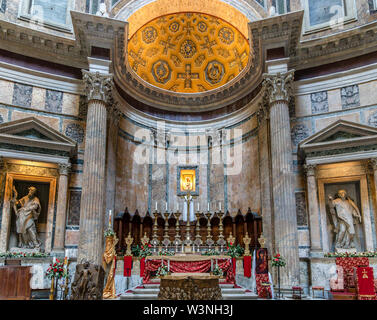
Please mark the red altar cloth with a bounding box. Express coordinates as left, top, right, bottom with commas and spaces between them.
243, 256, 252, 278
140, 257, 146, 277
143, 258, 235, 284
354, 267, 377, 300
335, 257, 369, 289
123, 256, 132, 277
255, 274, 271, 299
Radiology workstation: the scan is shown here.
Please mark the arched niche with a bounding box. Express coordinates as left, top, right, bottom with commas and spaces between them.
223, 211, 233, 242
131, 210, 141, 245
235, 210, 245, 245
142, 211, 153, 243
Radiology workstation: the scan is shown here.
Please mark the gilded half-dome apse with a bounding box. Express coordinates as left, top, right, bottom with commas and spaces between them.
127, 12, 250, 93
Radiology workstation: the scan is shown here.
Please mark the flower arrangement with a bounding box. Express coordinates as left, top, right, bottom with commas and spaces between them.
158, 248, 175, 256
0, 252, 50, 258
324, 251, 377, 258
132, 244, 153, 257
45, 259, 67, 280
212, 264, 223, 276
156, 264, 169, 277
225, 242, 244, 258
201, 248, 220, 256
271, 253, 286, 267
104, 228, 116, 237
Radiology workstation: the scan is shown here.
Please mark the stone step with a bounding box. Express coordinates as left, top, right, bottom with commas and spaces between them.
133, 288, 160, 294
222, 293, 258, 300
142, 283, 236, 289
120, 293, 158, 300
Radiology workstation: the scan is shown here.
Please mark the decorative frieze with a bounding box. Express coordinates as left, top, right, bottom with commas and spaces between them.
82, 70, 113, 104
45, 89, 63, 113
262, 70, 294, 105
64, 123, 85, 144
12, 83, 32, 108
368, 110, 377, 128
291, 123, 310, 146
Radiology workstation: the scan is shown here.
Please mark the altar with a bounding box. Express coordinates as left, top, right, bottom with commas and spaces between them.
143, 255, 235, 284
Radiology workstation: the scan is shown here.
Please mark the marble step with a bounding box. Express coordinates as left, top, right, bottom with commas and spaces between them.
120, 293, 157, 300
120, 293, 259, 300
223, 293, 259, 300
142, 283, 235, 289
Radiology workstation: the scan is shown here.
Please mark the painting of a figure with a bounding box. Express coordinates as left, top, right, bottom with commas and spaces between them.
255, 248, 268, 274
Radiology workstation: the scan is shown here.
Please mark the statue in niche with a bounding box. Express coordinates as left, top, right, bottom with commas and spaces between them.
11, 186, 41, 249
328, 189, 362, 251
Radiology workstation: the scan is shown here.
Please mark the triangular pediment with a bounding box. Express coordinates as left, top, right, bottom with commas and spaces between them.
299, 120, 377, 157
0, 117, 76, 154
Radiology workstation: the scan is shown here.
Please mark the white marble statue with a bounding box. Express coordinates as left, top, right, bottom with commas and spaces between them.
328, 189, 362, 251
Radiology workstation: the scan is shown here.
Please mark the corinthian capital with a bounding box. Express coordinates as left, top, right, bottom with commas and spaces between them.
262, 70, 294, 105
82, 70, 113, 103
304, 164, 316, 177
369, 158, 377, 171
58, 163, 71, 176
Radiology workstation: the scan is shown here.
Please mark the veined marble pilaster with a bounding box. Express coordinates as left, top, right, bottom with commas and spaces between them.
53, 163, 71, 252
105, 98, 121, 227
263, 70, 300, 286
304, 164, 322, 252
78, 70, 113, 265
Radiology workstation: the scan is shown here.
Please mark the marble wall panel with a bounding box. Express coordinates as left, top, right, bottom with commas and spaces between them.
365, 107, 377, 127
294, 95, 311, 117
45, 89, 63, 113
0, 107, 7, 123
69, 172, 83, 189
311, 91, 329, 114
327, 88, 342, 112
11, 110, 59, 129
62, 92, 80, 116
296, 192, 308, 226
314, 112, 360, 131
78, 95, 88, 119
31, 87, 46, 111
0, 79, 14, 105
62, 119, 85, 149
341, 85, 360, 109
67, 190, 81, 226
12, 83, 32, 108
359, 80, 377, 107
65, 229, 79, 246
227, 136, 260, 214
290, 121, 310, 147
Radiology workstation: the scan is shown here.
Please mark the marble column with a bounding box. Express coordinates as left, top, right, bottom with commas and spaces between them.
369, 158, 377, 199
105, 99, 121, 228
263, 70, 300, 286
77, 70, 113, 265
257, 97, 274, 252
304, 164, 322, 252
53, 163, 71, 252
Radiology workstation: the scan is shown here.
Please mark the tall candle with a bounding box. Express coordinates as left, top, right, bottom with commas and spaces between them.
166, 202, 168, 211
197, 202, 200, 211
155, 201, 158, 211
208, 202, 210, 211
109, 210, 112, 227
219, 202, 221, 211
176, 203, 179, 211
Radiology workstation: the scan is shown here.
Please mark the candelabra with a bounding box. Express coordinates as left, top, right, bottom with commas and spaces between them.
151, 210, 160, 249
162, 211, 171, 247
173, 210, 182, 251
194, 211, 202, 249
217, 210, 226, 251
205, 211, 214, 247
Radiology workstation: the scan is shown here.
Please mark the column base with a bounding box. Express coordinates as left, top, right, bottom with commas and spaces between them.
309, 251, 324, 258
50, 249, 65, 258
71, 262, 105, 300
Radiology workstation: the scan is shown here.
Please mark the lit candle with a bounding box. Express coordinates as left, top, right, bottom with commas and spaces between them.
108, 210, 112, 227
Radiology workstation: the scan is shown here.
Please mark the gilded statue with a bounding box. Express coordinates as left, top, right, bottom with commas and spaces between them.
11, 186, 41, 249
328, 189, 362, 250
102, 234, 118, 299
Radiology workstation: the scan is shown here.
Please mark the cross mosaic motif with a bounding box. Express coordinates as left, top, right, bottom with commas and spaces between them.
178, 64, 199, 89
229, 48, 248, 71
160, 36, 176, 55
200, 36, 217, 55
183, 22, 194, 35
129, 48, 146, 71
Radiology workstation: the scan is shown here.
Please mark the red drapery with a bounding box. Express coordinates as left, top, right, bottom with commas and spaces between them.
335, 257, 369, 289
123, 256, 132, 277
243, 256, 252, 278
232, 258, 236, 275
143, 258, 235, 284
140, 257, 146, 277
354, 267, 377, 300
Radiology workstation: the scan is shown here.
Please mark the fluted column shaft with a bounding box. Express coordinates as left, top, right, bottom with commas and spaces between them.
370, 159, 377, 201
77, 70, 113, 265
263, 70, 299, 286
304, 164, 322, 252
53, 163, 71, 251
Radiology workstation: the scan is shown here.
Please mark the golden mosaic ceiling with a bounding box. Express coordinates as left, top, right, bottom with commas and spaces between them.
127, 12, 250, 93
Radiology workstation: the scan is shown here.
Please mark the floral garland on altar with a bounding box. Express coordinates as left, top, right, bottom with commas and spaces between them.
0, 251, 50, 258
324, 251, 377, 258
